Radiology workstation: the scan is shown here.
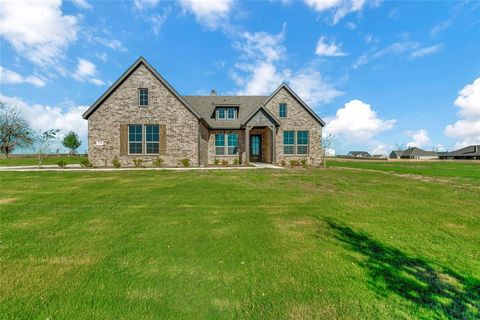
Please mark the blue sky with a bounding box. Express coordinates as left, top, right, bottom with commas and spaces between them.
1, 0, 479, 154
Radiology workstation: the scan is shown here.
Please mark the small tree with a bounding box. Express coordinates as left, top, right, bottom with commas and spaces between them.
321, 134, 335, 167
31, 129, 59, 168
62, 131, 81, 155
0, 103, 32, 157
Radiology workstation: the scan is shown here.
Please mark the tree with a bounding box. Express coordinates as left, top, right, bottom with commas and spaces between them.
0, 102, 32, 158
62, 131, 82, 155
321, 134, 335, 167
31, 129, 59, 168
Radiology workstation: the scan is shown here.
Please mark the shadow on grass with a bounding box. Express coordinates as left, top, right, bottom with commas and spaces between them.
325, 219, 480, 319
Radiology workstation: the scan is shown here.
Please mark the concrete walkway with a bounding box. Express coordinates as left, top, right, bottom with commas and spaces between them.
0, 163, 283, 172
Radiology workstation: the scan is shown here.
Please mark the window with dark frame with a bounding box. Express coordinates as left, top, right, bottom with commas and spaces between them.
283, 131, 294, 155
139, 88, 148, 107
227, 134, 238, 155
128, 124, 143, 154
215, 133, 238, 155
279, 103, 287, 118
215, 134, 225, 155
297, 131, 309, 155
145, 124, 159, 154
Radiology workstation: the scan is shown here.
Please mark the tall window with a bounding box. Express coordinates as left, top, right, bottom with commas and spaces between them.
227, 134, 238, 155
279, 103, 287, 118
145, 124, 159, 154
139, 88, 148, 107
227, 108, 236, 119
283, 131, 294, 155
297, 131, 309, 155
215, 134, 225, 155
128, 125, 142, 154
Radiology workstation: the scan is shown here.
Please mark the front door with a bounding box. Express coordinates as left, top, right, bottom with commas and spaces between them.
250, 135, 262, 162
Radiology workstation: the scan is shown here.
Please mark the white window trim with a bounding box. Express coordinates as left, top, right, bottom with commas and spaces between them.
283, 130, 309, 156
214, 133, 238, 156
279, 103, 287, 118
145, 124, 160, 155
128, 124, 143, 155
216, 107, 237, 120
297, 131, 309, 155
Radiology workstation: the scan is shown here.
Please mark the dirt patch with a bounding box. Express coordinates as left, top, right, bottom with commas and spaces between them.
0, 198, 18, 204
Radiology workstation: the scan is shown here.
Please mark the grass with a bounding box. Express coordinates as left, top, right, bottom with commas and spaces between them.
328, 158, 480, 180
0, 155, 87, 167
1, 163, 479, 319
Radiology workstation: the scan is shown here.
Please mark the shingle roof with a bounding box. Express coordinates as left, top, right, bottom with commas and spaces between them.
402, 147, 437, 157
390, 150, 404, 157
348, 151, 372, 157
444, 145, 480, 157
183, 96, 267, 129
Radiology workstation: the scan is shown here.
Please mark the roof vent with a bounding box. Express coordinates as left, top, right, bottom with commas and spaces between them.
210, 89, 217, 96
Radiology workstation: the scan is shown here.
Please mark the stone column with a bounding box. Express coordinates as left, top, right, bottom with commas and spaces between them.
245, 126, 250, 165
271, 126, 276, 164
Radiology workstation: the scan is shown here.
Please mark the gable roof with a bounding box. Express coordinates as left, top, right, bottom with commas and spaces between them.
183, 95, 267, 129
241, 104, 281, 127
261, 82, 326, 127
444, 145, 480, 157
82, 57, 203, 121
402, 147, 437, 157
390, 150, 404, 156
348, 151, 371, 157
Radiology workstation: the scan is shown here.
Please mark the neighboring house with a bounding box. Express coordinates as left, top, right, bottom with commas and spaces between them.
400, 147, 438, 159
389, 150, 404, 159
82, 57, 325, 167
438, 145, 480, 160
347, 151, 371, 158
372, 154, 386, 159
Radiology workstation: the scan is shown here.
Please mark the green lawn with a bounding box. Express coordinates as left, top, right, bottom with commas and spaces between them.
328, 158, 480, 179
0, 155, 87, 167
1, 164, 479, 319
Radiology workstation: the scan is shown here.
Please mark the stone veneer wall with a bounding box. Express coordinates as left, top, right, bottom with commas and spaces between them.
88, 64, 199, 167
207, 129, 245, 165
263, 87, 323, 165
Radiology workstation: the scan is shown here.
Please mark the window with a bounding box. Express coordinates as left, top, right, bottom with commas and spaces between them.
128, 125, 143, 154
283, 131, 294, 155
227, 108, 236, 119
215, 134, 225, 155
227, 134, 238, 155
279, 103, 287, 118
139, 88, 148, 107
297, 131, 309, 155
216, 107, 237, 120
145, 124, 159, 154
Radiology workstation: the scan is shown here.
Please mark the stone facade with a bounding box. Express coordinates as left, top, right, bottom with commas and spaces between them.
263, 87, 323, 165
207, 129, 246, 165
88, 64, 200, 167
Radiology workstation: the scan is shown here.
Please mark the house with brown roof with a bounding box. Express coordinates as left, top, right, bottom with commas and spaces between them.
400, 147, 438, 159
438, 145, 480, 160
82, 57, 325, 167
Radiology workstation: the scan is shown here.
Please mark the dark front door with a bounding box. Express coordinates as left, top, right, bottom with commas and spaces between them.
250, 135, 262, 162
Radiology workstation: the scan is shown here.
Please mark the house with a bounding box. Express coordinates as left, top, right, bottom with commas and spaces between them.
400, 147, 438, 159
82, 57, 325, 167
438, 145, 480, 160
389, 150, 404, 159
347, 151, 371, 158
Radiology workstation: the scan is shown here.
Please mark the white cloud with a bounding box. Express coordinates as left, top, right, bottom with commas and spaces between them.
374, 41, 420, 58
406, 129, 430, 148
72, 0, 92, 10
232, 26, 342, 106
0, 0, 78, 67
370, 142, 390, 156
0, 94, 87, 151
324, 99, 396, 142
353, 54, 368, 69
304, 0, 368, 24
90, 36, 127, 52
445, 78, 480, 148
178, 0, 233, 29
133, 0, 160, 10
315, 36, 348, 57
73, 58, 104, 86
0, 66, 46, 87
410, 44, 443, 59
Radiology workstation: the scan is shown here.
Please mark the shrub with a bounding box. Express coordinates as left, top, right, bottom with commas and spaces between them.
221, 159, 229, 166
133, 158, 144, 168
181, 158, 191, 167
289, 159, 299, 167
281, 160, 286, 167
112, 156, 121, 168
300, 159, 308, 167
233, 158, 239, 165
57, 160, 67, 168
80, 159, 92, 167
153, 157, 164, 167
213, 158, 220, 165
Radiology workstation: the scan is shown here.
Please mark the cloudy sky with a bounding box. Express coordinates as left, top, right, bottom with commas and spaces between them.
0, 0, 479, 154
